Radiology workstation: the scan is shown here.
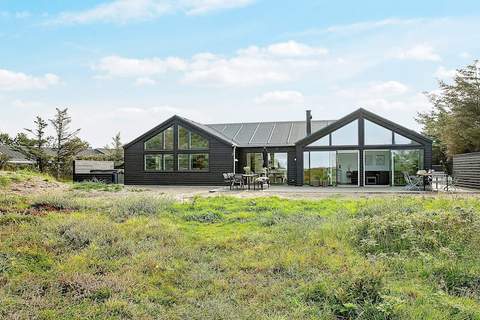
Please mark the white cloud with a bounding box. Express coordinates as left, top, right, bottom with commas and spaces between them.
95, 41, 329, 86
266, 41, 328, 57
135, 77, 157, 86
254, 90, 305, 105
0, 69, 60, 91
95, 55, 187, 78
459, 52, 471, 59
394, 44, 441, 61
368, 81, 408, 95
50, 0, 254, 24
435, 66, 457, 79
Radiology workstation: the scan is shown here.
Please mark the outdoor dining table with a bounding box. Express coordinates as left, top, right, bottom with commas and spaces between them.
242, 173, 258, 190
417, 171, 432, 191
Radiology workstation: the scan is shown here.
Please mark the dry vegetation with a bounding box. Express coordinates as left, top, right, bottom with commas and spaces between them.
1, 170, 480, 319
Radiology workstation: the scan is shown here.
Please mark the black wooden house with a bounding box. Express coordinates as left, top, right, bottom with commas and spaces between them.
124, 108, 432, 187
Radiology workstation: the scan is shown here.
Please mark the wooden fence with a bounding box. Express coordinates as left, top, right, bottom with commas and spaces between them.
453, 152, 480, 189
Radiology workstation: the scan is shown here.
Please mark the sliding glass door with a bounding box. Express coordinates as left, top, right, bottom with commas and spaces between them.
391, 149, 424, 186
364, 150, 391, 186
336, 150, 359, 186
304, 151, 336, 186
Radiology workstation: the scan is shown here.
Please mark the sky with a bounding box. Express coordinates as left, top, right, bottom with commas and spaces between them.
0, 0, 479, 147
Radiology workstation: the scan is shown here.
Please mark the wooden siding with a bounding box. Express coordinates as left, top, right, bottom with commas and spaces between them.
124, 118, 234, 186
454, 152, 480, 189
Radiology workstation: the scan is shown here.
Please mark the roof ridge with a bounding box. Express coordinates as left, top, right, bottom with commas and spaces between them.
207, 119, 337, 126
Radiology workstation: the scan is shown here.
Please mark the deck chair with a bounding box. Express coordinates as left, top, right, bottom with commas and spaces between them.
223, 173, 234, 190
403, 172, 421, 191
232, 174, 244, 190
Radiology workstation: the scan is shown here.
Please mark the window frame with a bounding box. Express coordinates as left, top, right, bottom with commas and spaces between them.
177, 125, 209, 150
144, 126, 174, 151
144, 153, 174, 172
177, 153, 210, 172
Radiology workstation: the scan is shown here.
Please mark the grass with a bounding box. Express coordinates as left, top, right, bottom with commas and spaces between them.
1, 191, 480, 319
0, 169, 54, 189
71, 181, 123, 192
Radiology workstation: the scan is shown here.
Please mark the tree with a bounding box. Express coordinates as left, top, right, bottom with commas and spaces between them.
24, 116, 51, 172
417, 60, 480, 166
0, 132, 13, 145
49, 108, 88, 178
109, 132, 124, 163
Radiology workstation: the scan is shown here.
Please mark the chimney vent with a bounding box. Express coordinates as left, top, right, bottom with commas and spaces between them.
306, 110, 312, 136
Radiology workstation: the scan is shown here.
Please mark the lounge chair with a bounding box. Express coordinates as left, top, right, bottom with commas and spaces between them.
403, 172, 422, 191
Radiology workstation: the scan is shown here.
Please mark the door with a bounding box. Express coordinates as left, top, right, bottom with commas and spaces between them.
336, 150, 359, 186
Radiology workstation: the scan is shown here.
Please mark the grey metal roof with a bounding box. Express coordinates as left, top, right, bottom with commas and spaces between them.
206, 120, 336, 147
0, 144, 35, 164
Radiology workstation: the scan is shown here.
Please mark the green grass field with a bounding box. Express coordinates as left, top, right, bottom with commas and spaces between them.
1, 173, 480, 319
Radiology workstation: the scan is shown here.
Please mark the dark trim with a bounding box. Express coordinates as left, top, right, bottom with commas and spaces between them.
124, 115, 235, 149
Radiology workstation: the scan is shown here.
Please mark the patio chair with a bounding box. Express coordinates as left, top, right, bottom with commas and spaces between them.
223, 173, 234, 190
403, 172, 422, 191
254, 176, 270, 190
444, 175, 458, 192
232, 174, 244, 190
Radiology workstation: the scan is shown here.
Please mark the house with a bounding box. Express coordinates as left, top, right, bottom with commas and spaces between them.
123, 108, 432, 187
0, 143, 35, 166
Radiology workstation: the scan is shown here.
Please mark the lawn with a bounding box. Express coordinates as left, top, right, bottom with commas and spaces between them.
1, 176, 480, 319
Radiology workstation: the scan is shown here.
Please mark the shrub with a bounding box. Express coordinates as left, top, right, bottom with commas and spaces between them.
71, 180, 123, 192
184, 211, 224, 223
109, 195, 173, 222
304, 264, 390, 319
351, 203, 480, 257
30, 193, 84, 211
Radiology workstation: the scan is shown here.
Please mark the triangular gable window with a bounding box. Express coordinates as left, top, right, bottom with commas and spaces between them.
308, 135, 329, 147
331, 120, 358, 146
364, 120, 392, 145
394, 132, 420, 145
145, 126, 174, 150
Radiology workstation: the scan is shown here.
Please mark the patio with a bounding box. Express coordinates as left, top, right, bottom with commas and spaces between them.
127, 184, 480, 201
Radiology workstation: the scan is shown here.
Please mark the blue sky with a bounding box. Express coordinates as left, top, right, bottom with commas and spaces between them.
1, 0, 479, 146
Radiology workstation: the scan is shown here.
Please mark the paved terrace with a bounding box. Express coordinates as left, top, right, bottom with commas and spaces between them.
126, 185, 480, 201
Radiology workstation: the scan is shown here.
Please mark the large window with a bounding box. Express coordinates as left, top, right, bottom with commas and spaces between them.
365, 120, 392, 145
178, 126, 209, 150
394, 133, 419, 145
331, 120, 358, 145
178, 154, 209, 171
308, 135, 329, 147
304, 151, 336, 186
144, 154, 174, 171
392, 149, 424, 186
145, 126, 174, 150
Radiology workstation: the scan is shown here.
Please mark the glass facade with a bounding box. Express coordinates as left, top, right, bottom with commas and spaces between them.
145, 126, 174, 150
308, 135, 329, 146
144, 154, 174, 171
178, 126, 209, 150
331, 120, 358, 145
245, 152, 288, 184
364, 120, 392, 145
304, 151, 337, 186
178, 154, 209, 171
392, 149, 424, 186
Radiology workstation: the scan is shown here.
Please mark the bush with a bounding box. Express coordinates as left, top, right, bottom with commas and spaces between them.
71, 181, 123, 192
184, 211, 224, 223
304, 264, 390, 319
109, 195, 173, 222
351, 203, 480, 257
30, 193, 84, 211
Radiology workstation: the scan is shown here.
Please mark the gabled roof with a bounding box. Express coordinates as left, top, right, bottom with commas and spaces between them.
124, 108, 431, 150
296, 108, 432, 146
207, 120, 336, 147
0, 143, 35, 164
123, 115, 237, 149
